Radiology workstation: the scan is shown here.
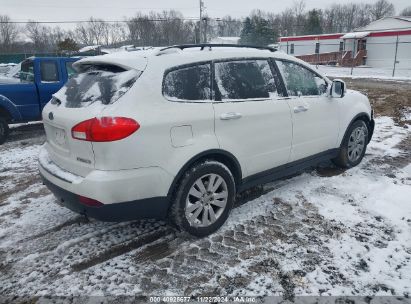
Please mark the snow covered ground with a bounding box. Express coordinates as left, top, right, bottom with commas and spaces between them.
1, 72, 411, 300
316, 65, 411, 81
0, 114, 409, 300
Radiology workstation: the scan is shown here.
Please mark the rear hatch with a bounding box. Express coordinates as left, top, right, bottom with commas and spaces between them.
43, 61, 144, 177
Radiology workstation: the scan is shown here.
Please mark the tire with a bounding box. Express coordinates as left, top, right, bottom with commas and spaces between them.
0, 117, 9, 145
170, 160, 236, 237
333, 120, 369, 168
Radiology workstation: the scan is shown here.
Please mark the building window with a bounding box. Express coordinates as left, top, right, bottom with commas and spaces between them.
339, 41, 344, 52
290, 44, 295, 54
315, 42, 320, 54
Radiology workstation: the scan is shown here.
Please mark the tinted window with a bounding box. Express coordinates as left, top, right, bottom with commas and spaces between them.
41, 61, 59, 82
65, 62, 77, 79
163, 64, 211, 101
276, 60, 327, 96
290, 44, 295, 54
214, 60, 278, 101
20, 60, 34, 83
55, 65, 141, 108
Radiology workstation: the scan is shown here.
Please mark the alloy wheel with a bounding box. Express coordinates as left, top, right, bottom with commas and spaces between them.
347, 126, 367, 162
185, 173, 228, 228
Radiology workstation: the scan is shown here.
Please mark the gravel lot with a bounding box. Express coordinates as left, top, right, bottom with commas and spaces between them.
0, 78, 410, 300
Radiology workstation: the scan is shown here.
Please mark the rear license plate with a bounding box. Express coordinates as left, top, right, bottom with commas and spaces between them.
52, 127, 67, 147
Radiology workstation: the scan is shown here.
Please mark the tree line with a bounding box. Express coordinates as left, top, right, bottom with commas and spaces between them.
0, 0, 409, 54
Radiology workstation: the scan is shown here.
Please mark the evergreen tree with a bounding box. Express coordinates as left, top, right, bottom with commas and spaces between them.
304, 9, 323, 35
57, 38, 79, 54
239, 17, 254, 45
240, 16, 277, 46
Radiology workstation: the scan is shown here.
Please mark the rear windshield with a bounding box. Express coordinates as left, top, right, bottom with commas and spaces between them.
54, 65, 141, 108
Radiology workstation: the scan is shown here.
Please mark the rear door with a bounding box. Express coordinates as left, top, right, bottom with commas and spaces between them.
275, 60, 340, 161
212, 59, 292, 178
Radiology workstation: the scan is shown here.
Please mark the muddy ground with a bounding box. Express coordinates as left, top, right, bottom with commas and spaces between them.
0, 78, 410, 301
341, 78, 411, 125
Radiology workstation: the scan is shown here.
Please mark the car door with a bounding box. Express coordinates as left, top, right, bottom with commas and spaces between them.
35, 59, 63, 111
212, 59, 292, 178
2, 59, 40, 120
275, 60, 340, 162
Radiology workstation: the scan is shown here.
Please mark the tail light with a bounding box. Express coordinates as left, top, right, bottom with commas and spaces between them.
72, 117, 139, 142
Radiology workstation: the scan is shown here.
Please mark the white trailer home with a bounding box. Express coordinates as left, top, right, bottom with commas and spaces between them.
278, 17, 411, 70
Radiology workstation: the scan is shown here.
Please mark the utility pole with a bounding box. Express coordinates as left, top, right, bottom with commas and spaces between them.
392, 35, 399, 77
199, 0, 204, 43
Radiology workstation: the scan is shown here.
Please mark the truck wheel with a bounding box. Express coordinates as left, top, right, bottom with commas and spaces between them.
170, 161, 236, 237
333, 120, 369, 168
0, 117, 9, 145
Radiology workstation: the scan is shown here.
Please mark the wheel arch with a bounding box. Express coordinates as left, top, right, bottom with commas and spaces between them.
0, 95, 22, 122
340, 112, 373, 147
166, 149, 243, 198
0, 105, 12, 122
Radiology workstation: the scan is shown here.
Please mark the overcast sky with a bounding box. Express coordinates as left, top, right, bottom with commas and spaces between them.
1, 0, 409, 23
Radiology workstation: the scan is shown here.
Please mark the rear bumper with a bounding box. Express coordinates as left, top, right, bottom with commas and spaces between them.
38, 145, 174, 221
41, 173, 170, 221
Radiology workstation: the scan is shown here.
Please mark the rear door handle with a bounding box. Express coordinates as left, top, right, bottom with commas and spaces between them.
220, 112, 242, 120
293, 105, 308, 113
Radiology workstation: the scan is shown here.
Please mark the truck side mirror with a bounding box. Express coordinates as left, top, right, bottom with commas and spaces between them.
331, 79, 346, 98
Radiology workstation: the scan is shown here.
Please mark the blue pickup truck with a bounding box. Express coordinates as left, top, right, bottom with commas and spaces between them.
0, 57, 79, 144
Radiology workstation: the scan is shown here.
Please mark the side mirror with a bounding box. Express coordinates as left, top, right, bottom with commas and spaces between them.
331, 79, 346, 98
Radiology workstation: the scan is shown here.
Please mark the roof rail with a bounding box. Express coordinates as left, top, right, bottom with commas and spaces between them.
159, 44, 277, 53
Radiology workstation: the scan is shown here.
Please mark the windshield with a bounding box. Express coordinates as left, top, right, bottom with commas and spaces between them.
54, 65, 141, 108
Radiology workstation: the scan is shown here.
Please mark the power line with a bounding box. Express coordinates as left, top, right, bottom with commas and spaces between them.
0, 18, 202, 24
1, 3, 198, 10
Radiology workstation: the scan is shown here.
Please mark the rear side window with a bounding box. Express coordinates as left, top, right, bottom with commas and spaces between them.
54, 65, 141, 108
163, 64, 211, 101
41, 61, 59, 82
214, 60, 278, 101
65, 61, 77, 79
20, 60, 34, 83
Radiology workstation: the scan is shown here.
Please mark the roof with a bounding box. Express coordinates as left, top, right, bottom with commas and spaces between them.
394, 16, 411, 22
73, 46, 302, 72
342, 32, 370, 39
355, 16, 411, 32
279, 16, 411, 43
279, 33, 344, 42
78, 45, 101, 53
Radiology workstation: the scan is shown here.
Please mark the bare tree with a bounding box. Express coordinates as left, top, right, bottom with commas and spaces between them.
0, 15, 19, 52
370, 0, 395, 21
26, 21, 57, 52
127, 12, 158, 46
279, 8, 296, 36
400, 6, 411, 16
108, 23, 128, 46
216, 16, 242, 37
293, 0, 306, 35
75, 18, 109, 46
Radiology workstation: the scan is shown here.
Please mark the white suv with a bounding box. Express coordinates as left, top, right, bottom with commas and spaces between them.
39, 45, 374, 236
